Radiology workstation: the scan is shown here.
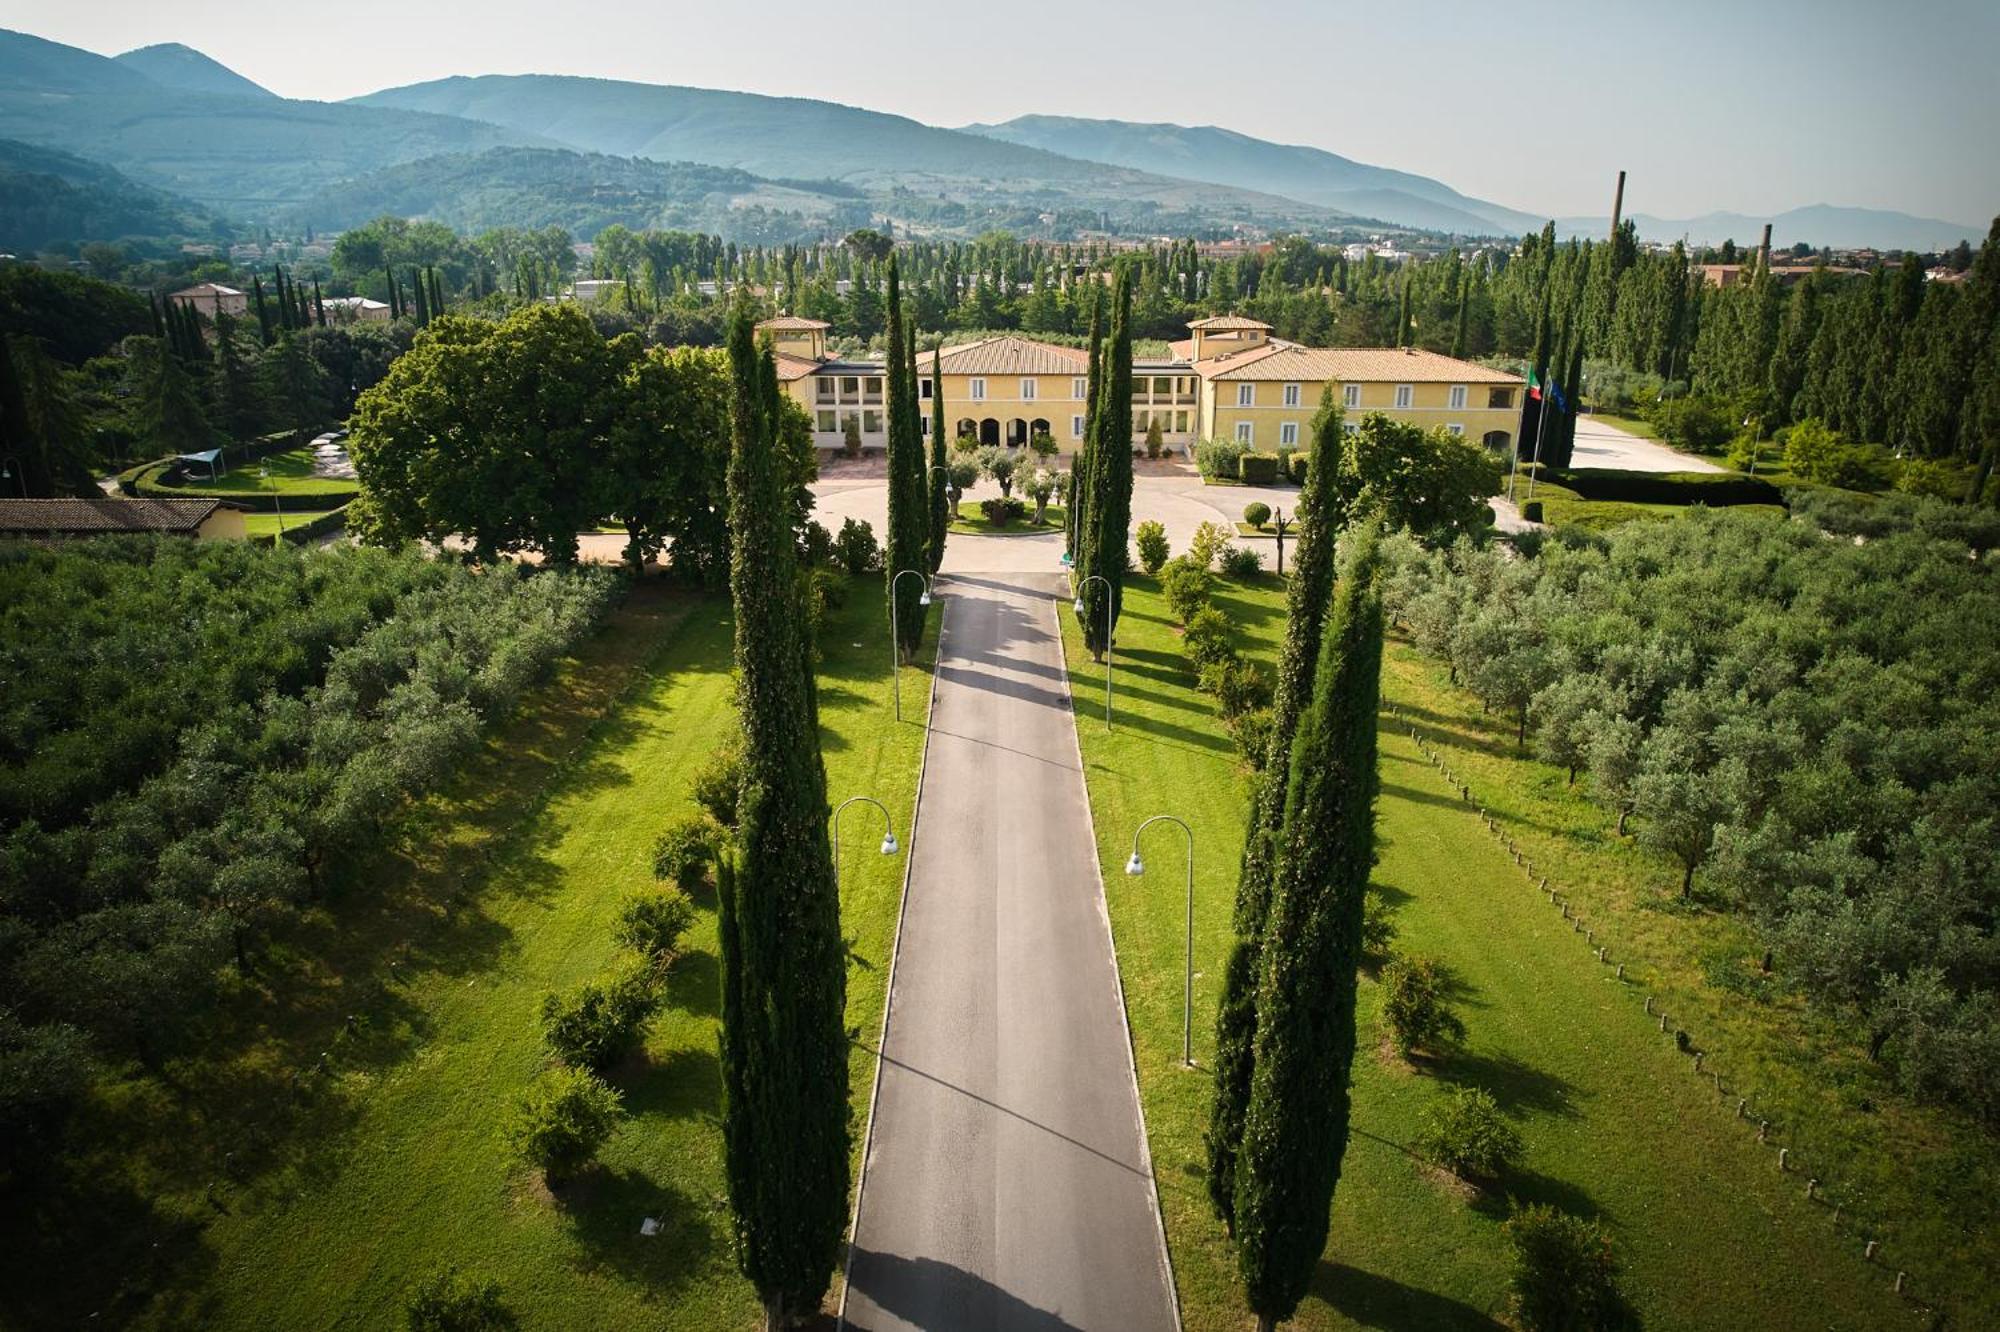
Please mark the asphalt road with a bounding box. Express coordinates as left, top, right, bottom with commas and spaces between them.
842, 574, 1178, 1332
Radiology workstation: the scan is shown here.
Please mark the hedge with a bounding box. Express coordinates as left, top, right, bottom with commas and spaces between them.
1239, 452, 1282, 485
1552, 468, 1782, 507
253, 504, 352, 547
134, 462, 359, 512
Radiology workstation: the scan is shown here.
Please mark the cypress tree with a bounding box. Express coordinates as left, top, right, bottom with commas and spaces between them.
716, 296, 850, 1329
883, 256, 927, 658
928, 345, 948, 572
1396, 274, 1412, 347
413, 267, 431, 327
1207, 385, 1347, 1229
1450, 281, 1470, 360
1078, 269, 1132, 661
429, 266, 446, 319
148, 291, 165, 338
312, 278, 326, 328
252, 275, 273, 344
1069, 286, 1105, 568
384, 267, 401, 319
1233, 531, 1385, 1331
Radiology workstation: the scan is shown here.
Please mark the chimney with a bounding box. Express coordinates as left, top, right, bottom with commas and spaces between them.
1610, 170, 1627, 238
1759, 223, 1773, 271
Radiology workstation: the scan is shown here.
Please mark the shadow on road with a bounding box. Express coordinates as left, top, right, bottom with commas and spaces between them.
845, 1249, 1086, 1332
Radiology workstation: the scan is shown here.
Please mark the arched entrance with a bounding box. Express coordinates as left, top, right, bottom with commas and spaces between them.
1006, 419, 1029, 448
1030, 417, 1051, 445
979, 418, 1000, 447
956, 418, 978, 445
1482, 430, 1512, 454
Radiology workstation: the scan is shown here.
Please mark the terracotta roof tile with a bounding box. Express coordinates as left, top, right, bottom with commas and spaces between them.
933, 336, 1088, 376
0, 497, 224, 534
1205, 345, 1522, 385
1187, 314, 1273, 330
756, 316, 831, 331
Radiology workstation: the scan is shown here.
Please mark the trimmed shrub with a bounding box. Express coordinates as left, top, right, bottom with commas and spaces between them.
1144, 418, 1164, 459
841, 415, 862, 457
833, 517, 880, 574
1418, 1085, 1522, 1180
1135, 520, 1170, 574
1382, 954, 1468, 1057
1288, 453, 1310, 485
1199, 657, 1273, 719
798, 519, 836, 569
651, 814, 721, 891
1646, 394, 1735, 452
1243, 501, 1272, 529
1195, 436, 1247, 480
1227, 707, 1276, 769
1189, 520, 1234, 570
1553, 468, 1782, 507
507, 1066, 623, 1185
406, 1268, 511, 1332
690, 737, 747, 830
1219, 545, 1264, 579
1238, 452, 1280, 485
1182, 606, 1237, 669
615, 886, 696, 963
1505, 1204, 1631, 1331
540, 966, 661, 1071
1159, 558, 1214, 624
982, 495, 1026, 526
1521, 500, 1545, 524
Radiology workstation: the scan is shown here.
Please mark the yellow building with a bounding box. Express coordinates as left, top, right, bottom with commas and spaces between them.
763, 317, 892, 450
924, 335, 1090, 450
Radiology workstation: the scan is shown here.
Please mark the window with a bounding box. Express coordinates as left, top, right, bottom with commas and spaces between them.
840, 376, 859, 397
1071, 414, 1084, 438
1343, 383, 1360, 409
864, 377, 883, 401
1344, 421, 1360, 436
1153, 376, 1173, 396
1447, 423, 1464, 436
970, 377, 987, 400
1280, 421, 1299, 446
1073, 377, 1088, 398
1235, 421, 1254, 444
816, 409, 836, 432
1175, 411, 1189, 433
1236, 383, 1254, 407
920, 417, 931, 435
1488, 387, 1515, 409
1449, 384, 1468, 410
920, 377, 934, 400
816, 376, 835, 402
1394, 384, 1413, 409
1135, 410, 1149, 432
863, 410, 882, 434
1020, 378, 1036, 400
1283, 383, 1301, 407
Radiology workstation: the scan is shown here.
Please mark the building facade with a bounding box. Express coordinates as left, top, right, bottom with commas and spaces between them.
169, 283, 249, 318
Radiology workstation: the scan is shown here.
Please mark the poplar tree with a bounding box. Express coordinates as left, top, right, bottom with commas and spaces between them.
716, 297, 850, 1329
884, 256, 927, 658
1234, 531, 1384, 1332
1207, 385, 1347, 1229
1078, 270, 1132, 660
928, 345, 948, 572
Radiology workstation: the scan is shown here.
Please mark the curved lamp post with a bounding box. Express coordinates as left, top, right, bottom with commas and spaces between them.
1127, 814, 1195, 1067
889, 569, 932, 720
0, 455, 25, 498
261, 464, 286, 540
1072, 573, 1113, 730
831, 795, 899, 883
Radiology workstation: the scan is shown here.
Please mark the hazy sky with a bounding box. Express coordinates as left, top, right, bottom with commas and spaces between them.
14, 0, 1997, 224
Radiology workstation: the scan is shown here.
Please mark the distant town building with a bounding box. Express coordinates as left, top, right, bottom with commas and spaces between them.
1694, 263, 1866, 288
0, 497, 247, 542
169, 282, 248, 318
321, 295, 392, 323
567, 279, 627, 304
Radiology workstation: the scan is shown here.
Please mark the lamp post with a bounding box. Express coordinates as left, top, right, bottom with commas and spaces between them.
889, 568, 932, 721
261, 464, 286, 541
831, 795, 899, 883
1073, 573, 1113, 730
0, 455, 24, 498
1126, 814, 1195, 1067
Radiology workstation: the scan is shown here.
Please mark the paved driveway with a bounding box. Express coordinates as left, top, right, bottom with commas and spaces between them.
1567, 415, 1722, 473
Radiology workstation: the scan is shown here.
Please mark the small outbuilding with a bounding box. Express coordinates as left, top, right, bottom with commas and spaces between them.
0, 497, 249, 542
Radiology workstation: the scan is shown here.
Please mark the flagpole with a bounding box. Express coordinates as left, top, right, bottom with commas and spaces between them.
1525, 369, 1552, 504
1508, 368, 1534, 504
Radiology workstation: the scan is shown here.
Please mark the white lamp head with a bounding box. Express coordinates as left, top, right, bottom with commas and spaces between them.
880, 831, 900, 856
919, 590, 932, 607
1073, 598, 1085, 615
1125, 851, 1144, 876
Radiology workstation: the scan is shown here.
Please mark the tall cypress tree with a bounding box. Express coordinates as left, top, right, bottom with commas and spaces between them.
928, 345, 948, 572
1078, 270, 1132, 661
716, 297, 850, 1329
1233, 531, 1384, 1332
312, 278, 327, 329
1206, 386, 1347, 1229
884, 256, 927, 658
413, 267, 431, 327
1067, 287, 1104, 566
251, 275, 273, 344
1450, 281, 1470, 360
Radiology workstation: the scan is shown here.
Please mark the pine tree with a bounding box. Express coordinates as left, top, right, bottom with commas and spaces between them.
1078, 270, 1132, 661
1207, 385, 1348, 1229
716, 296, 849, 1329
883, 256, 927, 658
928, 345, 949, 572
1233, 531, 1385, 1331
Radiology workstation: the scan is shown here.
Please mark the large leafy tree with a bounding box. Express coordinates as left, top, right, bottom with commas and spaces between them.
1234, 531, 1385, 1330
715, 296, 849, 1328
601, 339, 731, 579
1337, 413, 1498, 544
1207, 386, 1346, 1228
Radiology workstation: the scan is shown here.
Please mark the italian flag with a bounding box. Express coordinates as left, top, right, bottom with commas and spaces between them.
1526, 367, 1543, 400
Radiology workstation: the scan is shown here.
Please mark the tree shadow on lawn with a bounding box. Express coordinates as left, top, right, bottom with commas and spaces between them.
665, 948, 721, 1019
1311, 1261, 1505, 1331
560, 1168, 721, 1293
1437, 1049, 1584, 1120
1470, 1166, 1609, 1225
618, 1045, 722, 1123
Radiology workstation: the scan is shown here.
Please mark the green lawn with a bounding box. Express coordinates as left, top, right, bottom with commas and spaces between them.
1058, 572, 1918, 1331
243, 510, 338, 537
170, 574, 935, 1329
189, 447, 359, 498
946, 499, 1065, 535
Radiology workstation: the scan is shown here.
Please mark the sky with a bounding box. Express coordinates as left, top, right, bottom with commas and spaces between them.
11, 0, 1997, 225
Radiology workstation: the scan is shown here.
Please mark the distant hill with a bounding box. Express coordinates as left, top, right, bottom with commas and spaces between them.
1558, 204, 1987, 253
960, 115, 1544, 237
113, 42, 275, 99
349, 75, 1362, 231
300, 146, 870, 243
0, 26, 152, 94
0, 136, 230, 249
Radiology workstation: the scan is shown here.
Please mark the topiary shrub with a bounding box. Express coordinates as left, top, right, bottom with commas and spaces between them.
1159, 558, 1214, 624
1238, 452, 1280, 485
690, 737, 747, 830
833, 517, 880, 574
1418, 1085, 1522, 1180
982, 495, 1026, 526
841, 414, 862, 458
1189, 520, 1234, 570
508, 1066, 623, 1185
651, 814, 721, 891
1521, 500, 1544, 524
1381, 954, 1468, 1057
615, 885, 697, 963
1288, 453, 1310, 485
1243, 501, 1272, 529
1182, 606, 1237, 669
1194, 437, 1247, 480
1144, 418, 1164, 459
1198, 657, 1273, 719
1135, 520, 1170, 574
406, 1267, 512, 1332
1219, 545, 1264, 579
1504, 1204, 1632, 1331
540, 966, 662, 1071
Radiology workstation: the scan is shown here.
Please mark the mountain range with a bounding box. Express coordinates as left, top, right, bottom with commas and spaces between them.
0, 27, 1983, 252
